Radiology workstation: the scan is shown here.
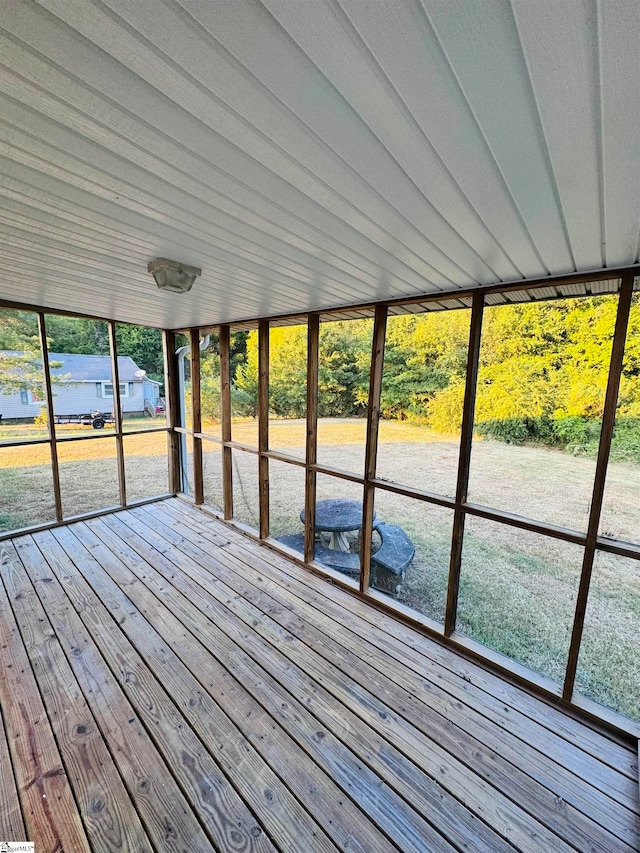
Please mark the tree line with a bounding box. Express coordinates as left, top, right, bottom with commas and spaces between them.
4, 297, 640, 460
210, 295, 640, 460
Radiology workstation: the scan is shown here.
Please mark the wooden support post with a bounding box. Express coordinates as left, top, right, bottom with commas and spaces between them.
445, 291, 484, 636
220, 325, 233, 520
563, 271, 634, 699
108, 321, 127, 507
360, 305, 387, 593
304, 315, 319, 563
163, 330, 181, 495
258, 320, 270, 539
190, 329, 204, 505
38, 313, 63, 522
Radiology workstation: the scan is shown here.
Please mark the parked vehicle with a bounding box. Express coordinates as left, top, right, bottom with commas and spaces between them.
53, 410, 115, 429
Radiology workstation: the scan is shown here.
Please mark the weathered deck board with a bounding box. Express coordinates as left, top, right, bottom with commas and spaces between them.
72, 518, 402, 853
18, 532, 216, 853
5, 538, 153, 853
102, 511, 513, 853
0, 670, 26, 841
91, 513, 472, 853
158, 501, 638, 781
127, 503, 635, 852
0, 544, 91, 853
40, 525, 334, 853
149, 504, 638, 826
29, 527, 274, 853
0, 499, 637, 853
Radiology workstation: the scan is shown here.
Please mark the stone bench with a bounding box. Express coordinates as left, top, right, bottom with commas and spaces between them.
276, 533, 360, 575
370, 523, 415, 594
278, 522, 416, 596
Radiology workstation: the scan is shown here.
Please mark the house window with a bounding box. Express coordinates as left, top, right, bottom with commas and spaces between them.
101, 382, 129, 398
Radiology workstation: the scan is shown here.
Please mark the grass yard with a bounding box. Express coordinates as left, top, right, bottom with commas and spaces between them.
0, 413, 167, 443
1, 416, 638, 721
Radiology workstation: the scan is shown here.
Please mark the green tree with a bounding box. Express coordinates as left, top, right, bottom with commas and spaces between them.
232, 320, 373, 418
232, 330, 259, 417
268, 325, 307, 417
0, 309, 41, 351
0, 351, 49, 396
230, 330, 249, 379
471, 297, 617, 425
617, 294, 640, 417
45, 316, 110, 355
115, 324, 164, 385
43, 316, 165, 388
0, 309, 66, 398
199, 336, 221, 423
382, 311, 470, 421
317, 320, 371, 417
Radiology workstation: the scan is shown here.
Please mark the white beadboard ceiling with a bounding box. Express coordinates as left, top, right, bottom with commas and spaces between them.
0, 0, 639, 329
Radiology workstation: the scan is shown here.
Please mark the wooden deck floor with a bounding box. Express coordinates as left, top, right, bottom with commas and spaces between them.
0, 499, 638, 852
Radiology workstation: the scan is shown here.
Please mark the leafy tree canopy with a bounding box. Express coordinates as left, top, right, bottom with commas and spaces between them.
228, 295, 639, 447
0, 310, 56, 396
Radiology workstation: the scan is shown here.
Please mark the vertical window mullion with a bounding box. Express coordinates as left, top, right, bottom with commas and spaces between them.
220, 325, 233, 520
190, 329, 204, 505
445, 291, 484, 637
258, 320, 270, 539
563, 271, 635, 699
38, 312, 63, 522
162, 329, 181, 495
360, 304, 387, 593
108, 321, 126, 507
304, 314, 319, 563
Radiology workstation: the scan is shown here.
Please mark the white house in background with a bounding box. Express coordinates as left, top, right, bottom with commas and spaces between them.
0, 352, 161, 421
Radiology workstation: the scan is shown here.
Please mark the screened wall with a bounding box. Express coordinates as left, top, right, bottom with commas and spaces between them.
176, 269, 639, 733
0, 309, 170, 530
2, 267, 638, 734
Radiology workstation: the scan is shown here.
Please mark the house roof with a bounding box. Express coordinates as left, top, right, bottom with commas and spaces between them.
0, 1, 638, 329
0, 351, 158, 384
48, 353, 158, 383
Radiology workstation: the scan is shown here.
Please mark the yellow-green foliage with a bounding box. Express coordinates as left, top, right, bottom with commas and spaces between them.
200, 344, 221, 423
429, 295, 623, 433
473, 296, 617, 426
234, 321, 373, 418
269, 325, 307, 417
228, 295, 640, 444
381, 310, 470, 423
233, 330, 259, 416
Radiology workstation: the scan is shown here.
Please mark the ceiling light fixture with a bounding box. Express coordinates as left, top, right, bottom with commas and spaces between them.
148, 258, 202, 294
